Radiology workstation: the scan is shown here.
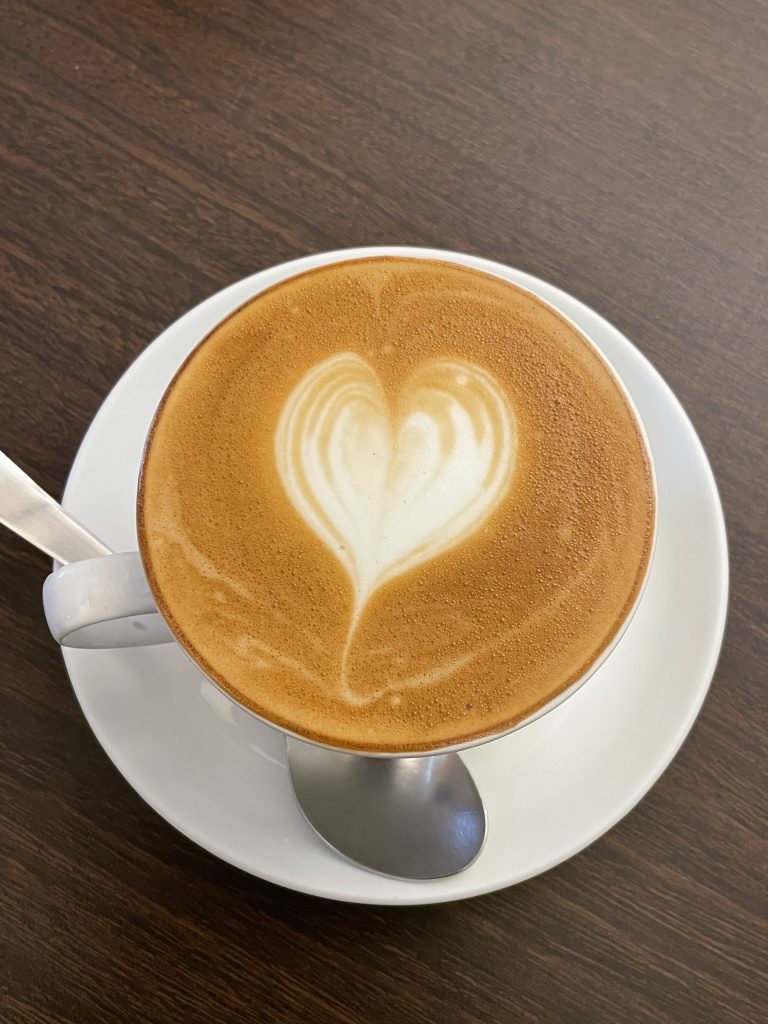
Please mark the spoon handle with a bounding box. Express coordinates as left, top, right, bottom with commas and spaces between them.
0, 451, 111, 564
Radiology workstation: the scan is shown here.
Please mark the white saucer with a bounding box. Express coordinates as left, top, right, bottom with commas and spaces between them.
60, 248, 728, 905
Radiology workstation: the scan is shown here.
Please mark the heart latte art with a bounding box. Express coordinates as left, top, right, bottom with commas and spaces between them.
275, 353, 516, 622
139, 256, 655, 752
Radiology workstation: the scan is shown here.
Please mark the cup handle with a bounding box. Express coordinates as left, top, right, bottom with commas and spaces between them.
43, 552, 174, 648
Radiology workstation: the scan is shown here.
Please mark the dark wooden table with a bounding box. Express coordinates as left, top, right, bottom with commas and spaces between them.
1, 2, 766, 1021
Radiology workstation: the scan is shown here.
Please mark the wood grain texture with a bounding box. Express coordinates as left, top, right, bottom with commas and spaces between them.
1, 1, 766, 1021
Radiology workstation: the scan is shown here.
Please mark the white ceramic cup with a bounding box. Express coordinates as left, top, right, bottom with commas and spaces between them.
42, 246, 657, 758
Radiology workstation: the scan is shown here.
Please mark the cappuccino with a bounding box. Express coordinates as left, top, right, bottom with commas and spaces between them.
139, 258, 654, 751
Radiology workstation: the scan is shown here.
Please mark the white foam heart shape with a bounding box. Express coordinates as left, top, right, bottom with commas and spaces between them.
275, 352, 516, 619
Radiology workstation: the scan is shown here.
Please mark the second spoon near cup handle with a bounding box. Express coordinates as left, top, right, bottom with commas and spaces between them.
0, 450, 173, 648
0, 450, 111, 564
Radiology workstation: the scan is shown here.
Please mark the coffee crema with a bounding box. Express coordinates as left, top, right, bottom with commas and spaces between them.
138, 258, 655, 752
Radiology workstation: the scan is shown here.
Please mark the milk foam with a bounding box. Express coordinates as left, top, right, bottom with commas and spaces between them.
139, 256, 655, 752
275, 353, 517, 624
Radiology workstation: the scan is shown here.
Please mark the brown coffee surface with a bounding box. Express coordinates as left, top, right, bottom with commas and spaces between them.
138, 258, 655, 752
